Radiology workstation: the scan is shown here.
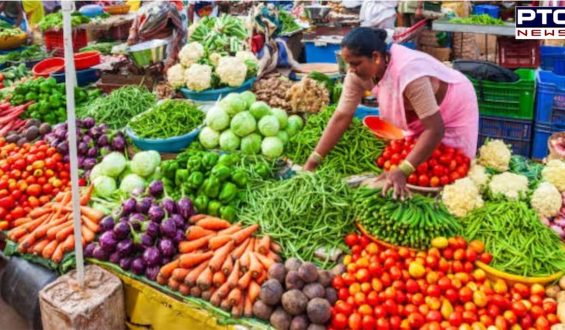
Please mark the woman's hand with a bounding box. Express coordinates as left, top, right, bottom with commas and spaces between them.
303, 157, 319, 172
379, 169, 412, 200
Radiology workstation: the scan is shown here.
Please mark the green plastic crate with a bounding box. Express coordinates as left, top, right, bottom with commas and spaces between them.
468, 69, 536, 120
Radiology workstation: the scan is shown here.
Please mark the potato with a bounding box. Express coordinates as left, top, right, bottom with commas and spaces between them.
317, 270, 333, 287
551, 324, 565, 330
558, 300, 565, 323
546, 285, 561, 299
271, 307, 292, 330
307, 324, 325, 330
557, 291, 565, 304
261, 279, 284, 306
285, 258, 302, 272
282, 289, 308, 316
303, 283, 325, 300
25, 126, 39, 141
39, 123, 51, 135
269, 263, 287, 283
290, 314, 309, 330
253, 300, 273, 321
286, 270, 305, 290
560, 276, 565, 290
325, 287, 338, 305
298, 262, 318, 283
306, 298, 331, 324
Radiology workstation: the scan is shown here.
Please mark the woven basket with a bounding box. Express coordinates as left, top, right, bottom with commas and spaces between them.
421, 46, 451, 62
0, 32, 27, 50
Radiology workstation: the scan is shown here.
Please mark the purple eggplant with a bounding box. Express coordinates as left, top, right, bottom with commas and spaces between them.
119, 257, 132, 270
82, 134, 93, 145
131, 257, 146, 275
142, 247, 161, 267
99, 231, 118, 252
173, 229, 185, 244
53, 126, 67, 140
162, 198, 176, 215
92, 245, 109, 260
78, 142, 89, 155
145, 266, 160, 281
63, 154, 70, 163
116, 239, 134, 257
83, 117, 95, 128
88, 127, 101, 138
140, 233, 154, 247
122, 198, 137, 216
146, 221, 160, 238
169, 214, 185, 229
136, 197, 153, 214
177, 198, 195, 220
57, 141, 69, 155
100, 216, 115, 232
84, 242, 97, 257
109, 251, 121, 264
87, 147, 98, 158
83, 158, 97, 170
97, 135, 109, 147
129, 213, 145, 225
148, 205, 165, 223
112, 134, 126, 151
158, 238, 175, 257
162, 256, 172, 265
113, 221, 130, 240
148, 180, 164, 197
160, 219, 177, 239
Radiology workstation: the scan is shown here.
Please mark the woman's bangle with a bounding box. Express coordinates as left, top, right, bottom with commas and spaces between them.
310, 151, 323, 164
398, 160, 415, 176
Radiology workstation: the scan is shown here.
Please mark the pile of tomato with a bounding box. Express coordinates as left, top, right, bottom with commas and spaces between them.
0, 138, 69, 229
329, 234, 559, 330
376, 138, 471, 188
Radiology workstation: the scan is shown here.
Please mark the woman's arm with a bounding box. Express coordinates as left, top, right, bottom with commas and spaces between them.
405, 112, 445, 167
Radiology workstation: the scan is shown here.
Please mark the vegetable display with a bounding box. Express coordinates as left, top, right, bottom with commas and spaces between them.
355, 188, 461, 250
450, 14, 505, 26
462, 200, 565, 276
6, 187, 102, 263
240, 169, 355, 267
38, 12, 90, 31
0, 64, 31, 88
0, 101, 34, 137
286, 106, 385, 177
128, 100, 204, 139
0, 45, 47, 65
376, 138, 471, 187
279, 10, 302, 35
189, 15, 249, 54
157, 217, 281, 318
0, 25, 24, 38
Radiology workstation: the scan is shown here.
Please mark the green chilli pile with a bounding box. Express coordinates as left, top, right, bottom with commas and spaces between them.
129, 100, 204, 139
285, 106, 385, 177
462, 201, 565, 277
355, 189, 461, 250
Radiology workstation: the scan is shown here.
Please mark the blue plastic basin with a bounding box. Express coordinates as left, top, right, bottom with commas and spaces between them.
126, 127, 202, 153
180, 78, 256, 102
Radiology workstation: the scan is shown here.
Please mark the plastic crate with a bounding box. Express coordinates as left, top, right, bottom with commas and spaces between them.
473, 4, 501, 18
469, 69, 536, 120
478, 116, 533, 157
535, 70, 565, 126
43, 28, 88, 57
497, 37, 540, 69
540, 45, 565, 76
531, 122, 565, 159
304, 41, 341, 63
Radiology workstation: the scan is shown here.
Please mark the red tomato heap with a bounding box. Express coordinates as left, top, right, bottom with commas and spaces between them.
0, 138, 69, 228
330, 234, 558, 330
376, 138, 471, 188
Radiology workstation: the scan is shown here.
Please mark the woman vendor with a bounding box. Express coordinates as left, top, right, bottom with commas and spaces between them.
304, 28, 478, 199
127, 1, 186, 72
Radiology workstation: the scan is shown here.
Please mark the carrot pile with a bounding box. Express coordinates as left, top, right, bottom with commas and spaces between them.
6, 186, 104, 263
158, 215, 282, 318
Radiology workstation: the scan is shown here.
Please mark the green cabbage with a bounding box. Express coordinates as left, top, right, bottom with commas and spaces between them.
219, 129, 240, 151
240, 133, 262, 155
220, 93, 246, 117
258, 115, 280, 137
206, 106, 230, 131
119, 174, 146, 194
277, 130, 289, 145
271, 108, 288, 129
199, 126, 220, 149
239, 91, 256, 109
249, 101, 271, 120
230, 111, 257, 137
131, 151, 160, 177
261, 136, 284, 159
93, 176, 117, 198
286, 115, 304, 137
99, 152, 127, 178
89, 164, 104, 183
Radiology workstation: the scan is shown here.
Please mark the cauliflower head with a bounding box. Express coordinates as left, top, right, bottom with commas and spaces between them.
216, 56, 248, 87
467, 161, 490, 190
488, 172, 529, 200
478, 139, 512, 172
442, 178, 484, 218
179, 42, 205, 67
542, 160, 565, 192
209, 52, 222, 67
530, 182, 562, 218
185, 64, 212, 92
236, 51, 257, 63
166, 64, 186, 89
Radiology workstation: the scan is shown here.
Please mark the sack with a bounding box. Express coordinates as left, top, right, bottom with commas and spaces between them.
453, 60, 519, 82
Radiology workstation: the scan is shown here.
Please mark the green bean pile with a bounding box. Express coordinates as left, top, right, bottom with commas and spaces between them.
78, 86, 156, 129
462, 201, 565, 277
285, 106, 385, 177
239, 169, 355, 268
450, 14, 505, 26
355, 189, 461, 250
129, 100, 204, 139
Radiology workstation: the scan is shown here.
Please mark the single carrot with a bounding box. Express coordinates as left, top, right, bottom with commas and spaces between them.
159, 259, 180, 279
227, 288, 242, 310
47, 221, 72, 240
201, 288, 215, 301
243, 294, 253, 317
80, 185, 94, 206
19, 234, 37, 251
255, 252, 275, 271
29, 206, 52, 219
189, 214, 208, 224
13, 217, 33, 227
8, 226, 28, 241
81, 215, 99, 234
238, 270, 252, 290
248, 281, 261, 303
217, 224, 241, 236
226, 260, 240, 289
179, 284, 191, 296
256, 270, 267, 284
185, 226, 215, 241
239, 251, 251, 273
209, 240, 235, 271
266, 250, 282, 263
55, 191, 71, 204
184, 260, 209, 287
180, 251, 214, 270
231, 293, 244, 318
232, 224, 259, 245
51, 243, 64, 263
32, 239, 50, 255
23, 216, 50, 234
256, 235, 270, 255
62, 234, 75, 252
56, 224, 74, 242
211, 282, 230, 305
190, 286, 202, 298
80, 206, 104, 223
156, 274, 168, 285
220, 299, 232, 312
213, 271, 226, 287
81, 226, 95, 243
196, 217, 231, 230
208, 235, 232, 250
248, 251, 263, 279
168, 278, 181, 291
196, 266, 214, 291
231, 238, 250, 260
221, 254, 234, 276
270, 241, 282, 254
178, 235, 213, 254
172, 268, 190, 282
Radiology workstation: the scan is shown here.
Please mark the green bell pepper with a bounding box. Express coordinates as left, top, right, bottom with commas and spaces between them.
187, 155, 202, 172
218, 153, 239, 166
175, 169, 189, 186
194, 195, 209, 213
211, 164, 231, 182
162, 177, 174, 193
161, 160, 179, 180
219, 182, 238, 203
231, 169, 248, 188
25, 92, 38, 102
202, 176, 221, 198
255, 163, 271, 179
207, 200, 222, 216
202, 152, 219, 170
220, 205, 237, 222
187, 171, 204, 189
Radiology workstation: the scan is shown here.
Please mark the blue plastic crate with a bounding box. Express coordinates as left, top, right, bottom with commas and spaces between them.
535, 70, 565, 126
478, 116, 533, 157
540, 46, 565, 76
473, 5, 501, 18
355, 105, 380, 120
304, 41, 340, 63
531, 122, 565, 159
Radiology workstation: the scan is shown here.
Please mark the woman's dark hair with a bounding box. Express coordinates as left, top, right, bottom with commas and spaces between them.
341, 27, 388, 58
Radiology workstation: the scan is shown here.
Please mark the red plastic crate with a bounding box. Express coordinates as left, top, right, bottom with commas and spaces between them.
497, 37, 540, 69
43, 28, 88, 57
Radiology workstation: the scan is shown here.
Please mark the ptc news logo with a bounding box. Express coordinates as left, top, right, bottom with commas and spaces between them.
516, 6, 565, 39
